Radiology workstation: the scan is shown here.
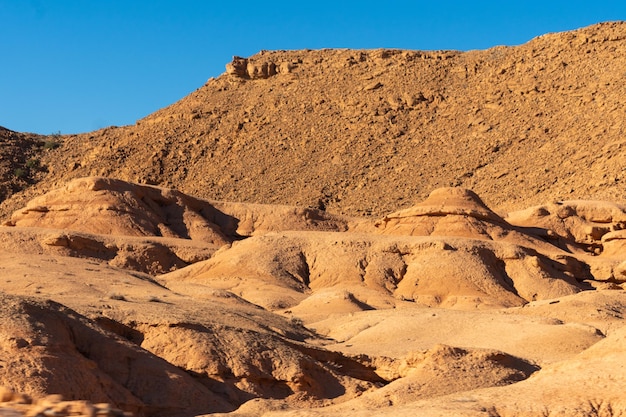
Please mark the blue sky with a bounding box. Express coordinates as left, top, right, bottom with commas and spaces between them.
1, 1, 625, 135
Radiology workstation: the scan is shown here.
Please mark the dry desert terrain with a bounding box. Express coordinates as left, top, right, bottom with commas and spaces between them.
1, 22, 626, 417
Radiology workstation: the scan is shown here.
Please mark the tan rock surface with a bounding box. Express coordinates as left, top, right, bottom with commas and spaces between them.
165, 230, 586, 310
1, 21, 626, 417
0, 248, 384, 415
0, 293, 231, 417
220, 327, 626, 416
6, 177, 234, 244
1, 177, 625, 416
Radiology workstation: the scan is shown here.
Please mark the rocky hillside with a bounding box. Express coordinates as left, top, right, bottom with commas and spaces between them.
0, 127, 51, 205
1, 21, 626, 219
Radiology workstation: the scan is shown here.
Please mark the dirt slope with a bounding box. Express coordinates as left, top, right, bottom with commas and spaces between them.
2, 22, 626, 219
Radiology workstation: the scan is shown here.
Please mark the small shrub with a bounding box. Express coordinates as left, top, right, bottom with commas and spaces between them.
43, 140, 60, 150
43, 131, 62, 149
108, 293, 127, 301
290, 317, 304, 327
25, 158, 40, 169
13, 168, 27, 178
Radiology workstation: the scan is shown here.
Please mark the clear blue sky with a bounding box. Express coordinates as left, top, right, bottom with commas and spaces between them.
1, 1, 625, 135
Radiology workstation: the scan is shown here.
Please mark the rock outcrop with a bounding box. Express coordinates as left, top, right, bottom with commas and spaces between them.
225, 54, 294, 79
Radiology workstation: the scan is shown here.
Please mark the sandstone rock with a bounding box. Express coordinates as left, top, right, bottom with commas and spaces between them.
225, 56, 248, 77
247, 61, 277, 79
9, 177, 234, 244
163, 228, 584, 311
374, 187, 507, 239
614, 260, 626, 280
0, 294, 232, 416
226, 56, 280, 79
506, 200, 626, 253
601, 229, 626, 258
278, 62, 294, 74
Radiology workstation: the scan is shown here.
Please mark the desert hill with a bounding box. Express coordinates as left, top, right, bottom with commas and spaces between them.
0, 127, 49, 207
0, 176, 625, 416
1, 21, 626, 417
2, 21, 626, 219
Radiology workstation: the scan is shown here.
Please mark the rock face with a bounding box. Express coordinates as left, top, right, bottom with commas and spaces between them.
0, 294, 232, 417
374, 187, 515, 239
225, 55, 291, 79
506, 200, 626, 250
7, 177, 235, 244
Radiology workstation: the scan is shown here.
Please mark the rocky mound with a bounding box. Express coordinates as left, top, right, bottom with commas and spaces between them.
252, 326, 626, 416
0, 252, 386, 416
0, 176, 625, 416
212, 344, 541, 417
0, 293, 231, 416
6, 177, 234, 243
401, 324, 626, 417
313, 344, 540, 409
506, 200, 626, 282
167, 231, 587, 311
0, 177, 350, 274
5, 176, 349, 238
506, 199, 626, 251
371, 187, 552, 248
162, 186, 595, 311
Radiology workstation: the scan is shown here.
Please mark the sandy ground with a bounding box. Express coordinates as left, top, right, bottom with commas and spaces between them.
0, 177, 623, 416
